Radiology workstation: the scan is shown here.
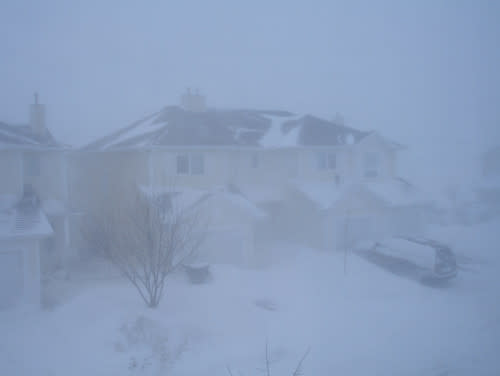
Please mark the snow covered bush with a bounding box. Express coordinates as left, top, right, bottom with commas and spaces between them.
84, 192, 204, 308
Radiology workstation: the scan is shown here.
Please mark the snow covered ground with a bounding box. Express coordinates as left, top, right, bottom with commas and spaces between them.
1, 220, 500, 375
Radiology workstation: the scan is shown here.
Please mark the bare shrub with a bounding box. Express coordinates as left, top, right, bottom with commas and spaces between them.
84, 191, 204, 308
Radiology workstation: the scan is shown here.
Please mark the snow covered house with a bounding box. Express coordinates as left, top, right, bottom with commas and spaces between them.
476, 146, 500, 220
74, 91, 426, 258
0, 94, 73, 275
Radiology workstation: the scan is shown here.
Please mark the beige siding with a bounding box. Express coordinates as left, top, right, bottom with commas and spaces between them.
352, 134, 397, 182
296, 148, 351, 182
23, 151, 67, 202
0, 150, 23, 196
229, 149, 298, 186
151, 149, 231, 189
70, 151, 149, 213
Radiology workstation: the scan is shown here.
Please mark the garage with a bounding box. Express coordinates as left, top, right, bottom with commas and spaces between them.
0, 249, 23, 308
0, 199, 53, 309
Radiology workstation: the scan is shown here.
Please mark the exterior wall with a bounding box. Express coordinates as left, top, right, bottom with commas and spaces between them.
229, 149, 299, 186
0, 150, 23, 197
0, 238, 41, 308
23, 151, 67, 203
351, 135, 397, 182
70, 151, 149, 213
149, 148, 299, 190
150, 149, 231, 189
296, 147, 351, 182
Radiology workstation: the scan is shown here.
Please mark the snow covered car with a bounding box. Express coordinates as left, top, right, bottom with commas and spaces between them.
354, 237, 457, 284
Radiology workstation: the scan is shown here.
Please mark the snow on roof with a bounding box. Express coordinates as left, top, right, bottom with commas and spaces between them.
291, 180, 343, 210
364, 179, 429, 207
84, 106, 369, 151
259, 114, 301, 148
104, 114, 167, 149
0, 122, 63, 150
211, 189, 267, 219
139, 185, 266, 219
238, 183, 288, 204
314, 178, 430, 210
41, 199, 67, 216
0, 198, 53, 240
430, 184, 479, 210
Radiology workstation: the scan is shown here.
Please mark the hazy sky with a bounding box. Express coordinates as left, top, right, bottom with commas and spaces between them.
1, 0, 499, 188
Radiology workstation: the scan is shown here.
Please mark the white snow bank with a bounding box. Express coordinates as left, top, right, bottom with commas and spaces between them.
1, 220, 500, 375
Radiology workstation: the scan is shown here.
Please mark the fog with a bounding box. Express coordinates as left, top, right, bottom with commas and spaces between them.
2, 1, 499, 188
1, 1, 500, 375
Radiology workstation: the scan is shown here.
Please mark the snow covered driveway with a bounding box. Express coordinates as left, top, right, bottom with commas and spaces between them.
1, 221, 500, 375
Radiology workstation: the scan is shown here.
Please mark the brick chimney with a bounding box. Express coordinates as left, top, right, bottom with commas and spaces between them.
180, 88, 207, 112
29, 92, 47, 135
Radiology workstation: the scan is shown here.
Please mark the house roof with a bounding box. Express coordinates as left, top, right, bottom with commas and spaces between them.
0, 195, 53, 240
83, 106, 369, 151
294, 177, 430, 210
0, 121, 63, 150
139, 185, 267, 220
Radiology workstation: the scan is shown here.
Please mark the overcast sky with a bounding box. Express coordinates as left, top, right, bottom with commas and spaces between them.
1, 0, 499, 189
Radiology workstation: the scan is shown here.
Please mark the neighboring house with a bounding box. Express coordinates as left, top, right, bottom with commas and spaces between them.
0, 94, 73, 275
477, 145, 500, 219
74, 91, 426, 258
0, 186, 52, 308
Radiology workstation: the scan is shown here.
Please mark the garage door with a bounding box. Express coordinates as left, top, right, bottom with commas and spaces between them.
0, 251, 23, 308
197, 226, 252, 265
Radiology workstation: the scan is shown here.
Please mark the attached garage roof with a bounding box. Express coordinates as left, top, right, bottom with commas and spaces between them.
0, 196, 53, 240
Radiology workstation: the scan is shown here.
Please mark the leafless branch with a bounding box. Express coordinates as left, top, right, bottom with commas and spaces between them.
83, 189, 205, 308
291, 347, 311, 376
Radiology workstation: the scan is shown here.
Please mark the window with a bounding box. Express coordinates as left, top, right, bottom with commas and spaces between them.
316, 152, 327, 169
24, 153, 40, 177
190, 154, 204, 175
251, 153, 259, 168
327, 152, 336, 169
316, 151, 336, 170
176, 153, 204, 175
176, 154, 189, 174
364, 152, 379, 178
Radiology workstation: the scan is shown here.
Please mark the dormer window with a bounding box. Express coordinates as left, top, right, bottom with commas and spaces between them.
364, 152, 379, 178
316, 151, 336, 170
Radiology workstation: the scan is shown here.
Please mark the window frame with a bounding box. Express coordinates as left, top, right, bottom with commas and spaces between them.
176, 154, 189, 175
316, 151, 336, 170
190, 153, 205, 175
176, 153, 205, 175
363, 152, 379, 178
